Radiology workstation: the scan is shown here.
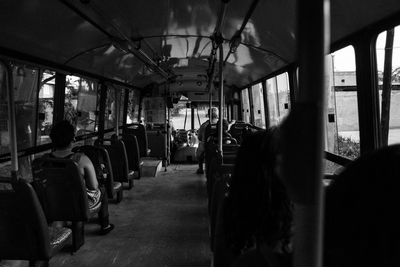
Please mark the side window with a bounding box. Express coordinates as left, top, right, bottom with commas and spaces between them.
0, 64, 9, 156
241, 89, 251, 123
38, 70, 55, 145
250, 83, 266, 128
127, 89, 140, 123
12, 65, 40, 151
376, 26, 400, 146
65, 75, 98, 136
325, 45, 359, 173
266, 72, 290, 126
104, 87, 115, 130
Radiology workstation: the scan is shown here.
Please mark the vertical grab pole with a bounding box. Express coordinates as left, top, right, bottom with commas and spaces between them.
4, 62, 18, 181
285, 1, 330, 267
218, 44, 224, 155
164, 84, 168, 171
114, 89, 120, 137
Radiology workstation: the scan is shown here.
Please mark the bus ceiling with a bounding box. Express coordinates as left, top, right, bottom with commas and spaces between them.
0, 1, 400, 90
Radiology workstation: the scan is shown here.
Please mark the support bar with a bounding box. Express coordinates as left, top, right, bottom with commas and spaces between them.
218, 45, 224, 155
223, 0, 260, 64
282, 1, 330, 267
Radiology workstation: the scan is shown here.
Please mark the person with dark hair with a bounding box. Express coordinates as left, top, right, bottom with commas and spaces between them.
49, 120, 114, 235
225, 128, 293, 266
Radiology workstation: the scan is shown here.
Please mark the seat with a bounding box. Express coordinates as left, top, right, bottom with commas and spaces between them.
147, 129, 166, 158
121, 133, 143, 179
125, 123, 151, 157
324, 144, 400, 266
73, 145, 123, 203
31, 157, 94, 252
0, 179, 72, 267
100, 138, 137, 189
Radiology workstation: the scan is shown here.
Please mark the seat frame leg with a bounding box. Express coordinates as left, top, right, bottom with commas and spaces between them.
116, 189, 123, 203
71, 221, 85, 252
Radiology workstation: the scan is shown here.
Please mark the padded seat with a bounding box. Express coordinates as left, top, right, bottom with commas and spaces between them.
0, 179, 72, 266
101, 138, 134, 189
31, 157, 91, 252
120, 133, 143, 179
125, 123, 150, 157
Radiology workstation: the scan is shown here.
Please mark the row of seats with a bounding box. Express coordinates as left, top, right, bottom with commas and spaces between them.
0, 125, 150, 266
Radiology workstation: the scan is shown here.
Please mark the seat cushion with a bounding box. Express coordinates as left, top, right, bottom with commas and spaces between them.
48, 226, 72, 255
113, 182, 122, 191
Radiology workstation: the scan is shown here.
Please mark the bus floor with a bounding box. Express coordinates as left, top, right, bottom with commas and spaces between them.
1, 164, 211, 267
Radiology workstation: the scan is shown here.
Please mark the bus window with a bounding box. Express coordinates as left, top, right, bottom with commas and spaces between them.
376, 26, 400, 146
0, 64, 9, 156
105, 87, 116, 130
241, 89, 251, 123
37, 70, 55, 146
250, 83, 266, 128
266, 73, 290, 126
65, 75, 98, 136
12, 65, 40, 151
170, 98, 190, 130
127, 89, 140, 123
117, 88, 125, 127
325, 46, 359, 173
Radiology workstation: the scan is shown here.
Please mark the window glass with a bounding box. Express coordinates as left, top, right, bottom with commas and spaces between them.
65, 75, 98, 135
104, 87, 115, 130
12, 65, 39, 151
266, 73, 290, 126
127, 89, 140, 123
241, 89, 251, 123
250, 83, 266, 128
325, 46, 360, 162
37, 70, 55, 145
0, 64, 9, 156
376, 26, 400, 145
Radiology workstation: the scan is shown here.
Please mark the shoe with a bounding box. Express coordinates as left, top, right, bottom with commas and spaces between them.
196, 168, 204, 174
99, 224, 114, 235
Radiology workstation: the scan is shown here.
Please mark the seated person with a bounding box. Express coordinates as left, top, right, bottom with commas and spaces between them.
49, 120, 114, 235
225, 128, 293, 266
205, 119, 236, 144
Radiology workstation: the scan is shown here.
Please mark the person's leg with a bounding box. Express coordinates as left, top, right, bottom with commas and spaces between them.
197, 151, 205, 174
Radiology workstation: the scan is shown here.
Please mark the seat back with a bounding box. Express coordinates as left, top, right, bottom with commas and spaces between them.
228, 121, 253, 144
101, 139, 130, 183
125, 123, 149, 157
32, 157, 89, 222
324, 144, 400, 266
74, 145, 116, 198
121, 133, 141, 172
147, 130, 166, 158
0, 179, 50, 261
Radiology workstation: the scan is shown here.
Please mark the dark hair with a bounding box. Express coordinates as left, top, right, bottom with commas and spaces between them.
225, 128, 292, 253
49, 120, 75, 149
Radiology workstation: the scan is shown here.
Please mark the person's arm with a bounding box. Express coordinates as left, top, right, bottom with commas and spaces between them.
80, 154, 99, 190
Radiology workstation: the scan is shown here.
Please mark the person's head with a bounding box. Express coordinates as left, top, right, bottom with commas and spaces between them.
50, 120, 75, 149
208, 107, 219, 121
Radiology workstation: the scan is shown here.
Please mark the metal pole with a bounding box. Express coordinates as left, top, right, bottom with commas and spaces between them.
3, 62, 18, 181
114, 89, 119, 136
164, 85, 168, 171
283, 1, 330, 267
218, 45, 224, 154
97, 83, 107, 144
